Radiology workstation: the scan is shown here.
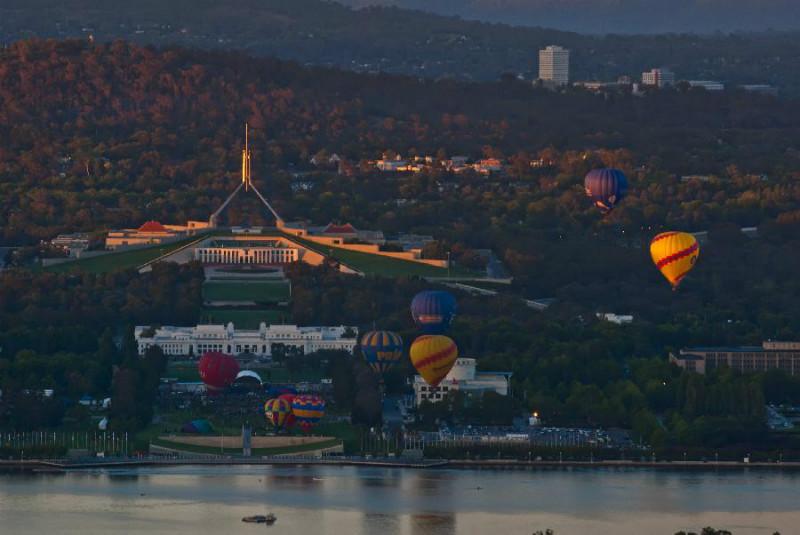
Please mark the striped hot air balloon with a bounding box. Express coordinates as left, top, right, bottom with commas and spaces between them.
278, 393, 297, 428
409, 335, 458, 387
360, 330, 404, 377
410, 291, 457, 334
291, 395, 326, 432
650, 231, 700, 289
584, 168, 629, 213
264, 398, 292, 431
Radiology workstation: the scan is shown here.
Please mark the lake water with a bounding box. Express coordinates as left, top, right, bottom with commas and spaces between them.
1, 465, 798, 534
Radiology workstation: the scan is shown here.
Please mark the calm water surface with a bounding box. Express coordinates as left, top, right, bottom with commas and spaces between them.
1, 465, 798, 534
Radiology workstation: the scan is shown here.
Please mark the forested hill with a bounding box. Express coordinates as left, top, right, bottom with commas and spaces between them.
1, 0, 800, 93
1, 39, 800, 246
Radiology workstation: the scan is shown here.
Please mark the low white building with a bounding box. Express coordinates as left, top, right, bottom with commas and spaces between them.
413, 358, 512, 406
596, 313, 634, 325
135, 323, 358, 357
688, 80, 725, 91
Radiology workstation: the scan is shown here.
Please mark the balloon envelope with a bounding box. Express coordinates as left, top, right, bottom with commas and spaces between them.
277, 393, 297, 427
198, 351, 239, 391
291, 395, 326, 432
409, 335, 458, 387
264, 398, 292, 431
584, 168, 628, 213
360, 330, 404, 376
650, 231, 700, 288
411, 291, 456, 333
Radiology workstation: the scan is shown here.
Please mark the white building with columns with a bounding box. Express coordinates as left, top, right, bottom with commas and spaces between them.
413, 358, 512, 406
135, 323, 358, 357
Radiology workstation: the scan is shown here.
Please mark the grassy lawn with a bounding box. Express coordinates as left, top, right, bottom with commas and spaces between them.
202, 281, 290, 303
165, 362, 201, 381
163, 362, 324, 383
44, 236, 201, 274
200, 308, 288, 328
284, 233, 477, 277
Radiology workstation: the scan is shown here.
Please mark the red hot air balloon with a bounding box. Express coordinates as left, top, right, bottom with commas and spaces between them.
278, 393, 297, 428
198, 351, 239, 392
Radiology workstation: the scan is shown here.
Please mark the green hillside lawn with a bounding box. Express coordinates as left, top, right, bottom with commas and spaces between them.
202, 281, 290, 302
44, 237, 200, 274
284, 234, 478, 277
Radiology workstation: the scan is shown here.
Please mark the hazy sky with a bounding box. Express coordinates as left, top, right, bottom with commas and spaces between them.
340, 0, 800, 34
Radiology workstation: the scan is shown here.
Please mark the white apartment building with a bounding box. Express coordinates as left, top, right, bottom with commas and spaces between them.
413, 358, 512, 406
538, 45, 570, 86
641, 68, 675, 88
135, 323, 358, 357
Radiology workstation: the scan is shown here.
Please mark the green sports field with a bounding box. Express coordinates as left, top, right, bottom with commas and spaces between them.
202, 281, 291, 303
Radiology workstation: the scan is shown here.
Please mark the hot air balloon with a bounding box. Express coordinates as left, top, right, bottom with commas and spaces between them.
198, 351, 239, 392
264, 398, 292, 431
291, 395, 326, 432
650, 231, 700, 289
278, 393, 297, 428
409, 335, 458, 387
360, 330, 404, 377
584, 168, 628, 213
410, 291, 456, 334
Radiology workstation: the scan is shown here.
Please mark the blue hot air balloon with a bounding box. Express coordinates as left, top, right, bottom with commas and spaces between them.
410, 290, 457, 334
360, 330, 404, 377
584, 168, 628, 213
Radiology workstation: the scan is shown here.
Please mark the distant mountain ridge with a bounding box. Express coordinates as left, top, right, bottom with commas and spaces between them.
339, 0, 800, 34
1, 0, 800, 93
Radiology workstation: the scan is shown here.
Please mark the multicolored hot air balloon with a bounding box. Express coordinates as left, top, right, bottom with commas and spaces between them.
409, 335, 458, 387
584, 168, 628, 213
278, 393, 297, 428
264, 398, 292, 431
291, 395, 326, 432
411, 291, 457, 334
650, 231, 700, 289
198, 351, 239, 392
360, 330, 404, 377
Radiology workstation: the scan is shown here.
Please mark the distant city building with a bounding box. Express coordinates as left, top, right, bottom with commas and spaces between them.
413, 358, 512, 406
740, 84, 778, 96
688, 80, 725, 91
49, 233, 90, 257
538, 45, 570, 86
641, 68, 675, 88
135, 323, 358, 358
473, 158, 503, 175
671, 341, 800, 375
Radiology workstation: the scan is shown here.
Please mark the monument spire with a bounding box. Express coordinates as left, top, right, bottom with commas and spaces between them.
242, 123, 252, 191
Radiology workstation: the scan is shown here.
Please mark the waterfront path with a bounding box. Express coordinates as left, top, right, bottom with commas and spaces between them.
3, 456, 800, 471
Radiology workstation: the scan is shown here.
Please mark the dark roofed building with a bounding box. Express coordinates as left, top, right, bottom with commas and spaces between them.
671, 341, 800, 375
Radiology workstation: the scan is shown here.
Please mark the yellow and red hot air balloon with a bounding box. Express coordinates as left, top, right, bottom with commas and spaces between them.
409, 335, 458, 387
264, 398, 292, 431
650, 231, 700, 289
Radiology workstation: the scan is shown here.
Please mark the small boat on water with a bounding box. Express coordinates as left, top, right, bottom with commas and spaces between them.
242, 513, 277, 525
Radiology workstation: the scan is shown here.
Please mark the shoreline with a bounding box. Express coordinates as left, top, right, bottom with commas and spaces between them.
2, 457, 799, 472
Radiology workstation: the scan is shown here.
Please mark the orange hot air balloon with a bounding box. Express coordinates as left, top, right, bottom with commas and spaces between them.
409, 335, 458, 387
650, 231, 700, 289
